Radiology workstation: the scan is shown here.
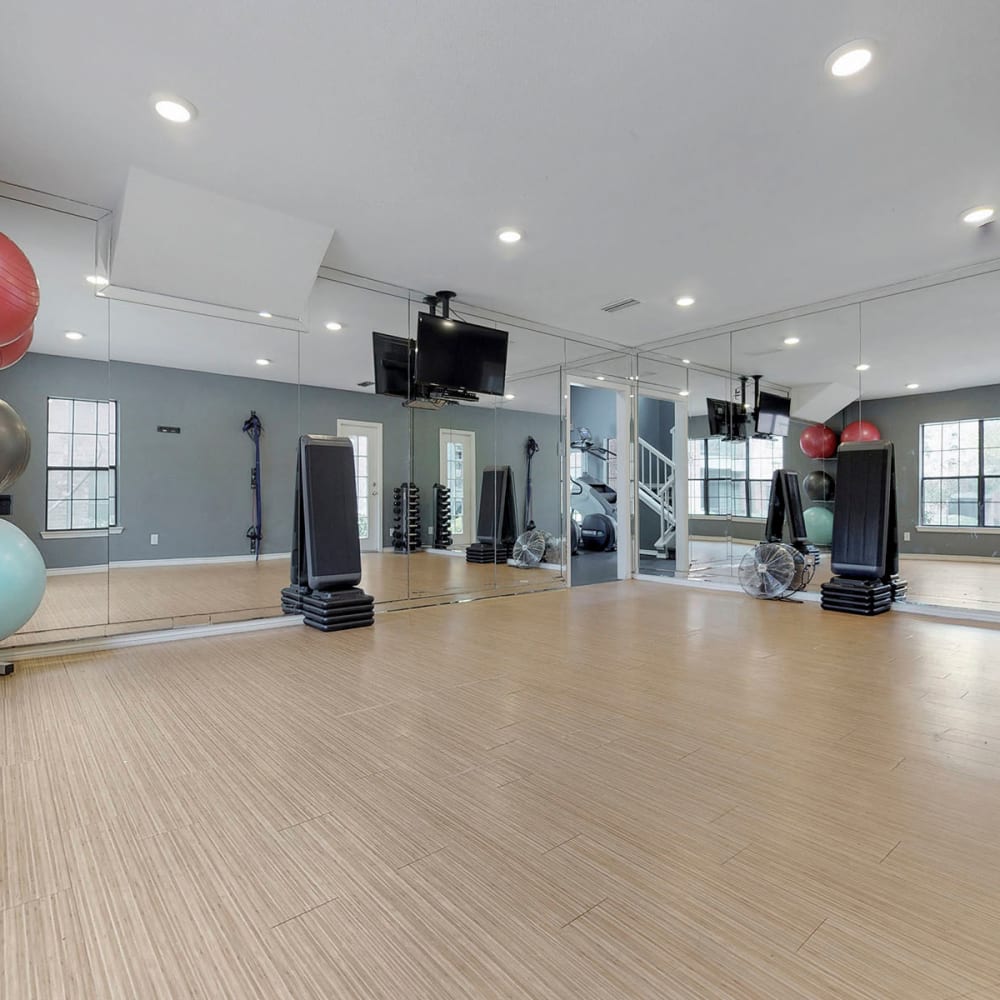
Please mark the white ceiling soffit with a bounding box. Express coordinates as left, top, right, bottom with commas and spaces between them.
791, 382, 859, 424
110, 168, 334, 318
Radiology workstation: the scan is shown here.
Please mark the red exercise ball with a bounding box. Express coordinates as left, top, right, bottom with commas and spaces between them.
799, 423, 838, 459
0, 324, 33, 370
0, 233, 40, 346
841, 420, 881, 443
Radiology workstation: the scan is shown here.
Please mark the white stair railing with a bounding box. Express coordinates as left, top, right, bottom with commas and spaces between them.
637, 437, 677, 559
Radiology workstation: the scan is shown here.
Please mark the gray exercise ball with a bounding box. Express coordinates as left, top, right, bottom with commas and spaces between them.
0, 398, 31, 493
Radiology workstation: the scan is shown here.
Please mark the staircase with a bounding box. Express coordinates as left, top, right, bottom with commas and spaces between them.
638, 437, 677, 559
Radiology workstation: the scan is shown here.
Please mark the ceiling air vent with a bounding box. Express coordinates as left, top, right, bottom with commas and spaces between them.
601, 297, 641, 314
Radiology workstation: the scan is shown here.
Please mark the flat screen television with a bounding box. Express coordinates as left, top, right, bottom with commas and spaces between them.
706, 397, 746, 439
416, 313, 508, 396
755, 391, 791, 436
372, 332, 414, 398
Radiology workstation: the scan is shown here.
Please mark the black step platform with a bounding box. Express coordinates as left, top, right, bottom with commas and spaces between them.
466, 542, 513, 564
821, 576, 893, 616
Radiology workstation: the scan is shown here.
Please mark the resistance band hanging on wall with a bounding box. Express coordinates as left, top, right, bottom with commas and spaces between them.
524, 436, 540, 531
242, 411, 263, 559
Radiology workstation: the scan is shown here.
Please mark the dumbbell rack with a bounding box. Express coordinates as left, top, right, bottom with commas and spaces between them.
432, 483, 453, 549
392, 483, 422, 553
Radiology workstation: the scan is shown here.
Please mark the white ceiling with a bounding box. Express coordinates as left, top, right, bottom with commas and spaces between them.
2, 0, 1000, 349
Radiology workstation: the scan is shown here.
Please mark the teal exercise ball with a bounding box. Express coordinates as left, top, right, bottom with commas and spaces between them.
803, 505, 834, 546
0, 518, 46, 640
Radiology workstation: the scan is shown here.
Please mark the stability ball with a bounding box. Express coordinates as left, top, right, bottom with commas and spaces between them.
0, 323, 32, 370
841, 420, 881, 443
0, 234, 40, 345
799, 423, 838, 459
0, 519, 46, 641
803, 505, 834, 546
0, 399, 31, 493
802, 470, 835, 502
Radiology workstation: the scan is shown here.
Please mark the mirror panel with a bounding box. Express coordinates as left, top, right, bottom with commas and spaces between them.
0, 191, 110, 649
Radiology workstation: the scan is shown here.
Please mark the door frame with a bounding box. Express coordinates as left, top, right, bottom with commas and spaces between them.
336, 419, 383, 552
563, 372, 633, 586
438, 428, 477, 549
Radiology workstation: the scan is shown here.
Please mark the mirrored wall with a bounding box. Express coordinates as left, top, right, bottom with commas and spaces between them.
635, 269, 1000, 618
0, 185, 571, 651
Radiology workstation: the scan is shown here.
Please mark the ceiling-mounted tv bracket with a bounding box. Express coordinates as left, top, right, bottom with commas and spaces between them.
435, 290, 456, 319
423, 293, 439, 316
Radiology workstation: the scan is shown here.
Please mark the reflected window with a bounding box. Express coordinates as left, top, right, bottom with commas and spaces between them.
345, 434, 370, 540
446, 440, 465, 536
569, 451, 584, 480
688, 436, 783, 518
46, 397, 118, 530
920, 419, 1000, 527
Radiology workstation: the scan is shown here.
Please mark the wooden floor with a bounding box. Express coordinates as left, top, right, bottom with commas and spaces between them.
1, 552, 564, 648
4, 581, 1000, 998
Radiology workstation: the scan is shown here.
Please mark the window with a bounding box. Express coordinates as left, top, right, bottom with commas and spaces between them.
688, 436, 783, 517
569, 450, 584, 480
344, 434, 370, 539
445, 440, 466, 536
920, 418, 1000, 527
46, 397, 118, 530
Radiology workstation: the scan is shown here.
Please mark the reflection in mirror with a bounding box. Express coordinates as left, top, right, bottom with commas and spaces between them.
107, 302, 301, 632
0, 189, 110, 650
843, 274, 1000, 615
300, 275, 412, 606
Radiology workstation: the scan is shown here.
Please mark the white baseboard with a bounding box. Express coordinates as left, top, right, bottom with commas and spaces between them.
47, 552, 291, 575
47, 564, 109, 577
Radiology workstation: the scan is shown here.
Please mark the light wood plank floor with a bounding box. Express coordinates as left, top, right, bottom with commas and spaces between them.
1, 553, 564, 648
4, 581, 1000, 998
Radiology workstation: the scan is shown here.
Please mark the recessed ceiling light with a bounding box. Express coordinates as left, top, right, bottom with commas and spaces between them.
153, 96, 197, 123
258, 311, 272, 319
64, 331, 84, 341
596, 375, 606, 381
679, 389, 690, 396
255, 358, 271, 366
826, 40, 876, 78
682, 359, 691, 365
962, 205, 995, 226
497, 228, 522, 244
906, 382, 920, 390
325, 321, 343, 331
783, 336, 800, 345
504, 393, 515, 400
675, 296, 695, 308
627, 375, 639, 381
85, 274, 109, 287
856, 363, 870, 371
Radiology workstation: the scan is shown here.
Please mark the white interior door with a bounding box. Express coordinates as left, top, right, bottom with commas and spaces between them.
337, 419, 383, 552
439, 429, 476, 548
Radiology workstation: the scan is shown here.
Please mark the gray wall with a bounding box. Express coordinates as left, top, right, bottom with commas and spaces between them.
0, 351, 561, 567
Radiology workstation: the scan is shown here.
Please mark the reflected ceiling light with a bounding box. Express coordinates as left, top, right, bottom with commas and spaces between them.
783, 336, 800, 345
324, 321, 343, 331
962, 205, 995, 226
255, 358, 271, 366
906, 382, 920, 390
153, 96, 197, 123
85, 274, 109, 287
504, 393, 515, 400
675, 295, 695, 307
64, 331, 84, 341
855, 363, 870, 371
596, 375, 606, 381
258, 311, 272, 318
682, 358, 691, 365
679, 390, 690, 396
497, 228, 522, 244
826, 40, 876, 78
